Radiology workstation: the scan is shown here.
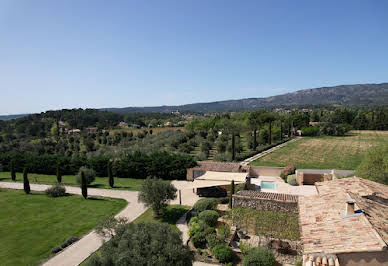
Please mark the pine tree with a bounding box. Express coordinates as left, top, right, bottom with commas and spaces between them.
108, 160, 114, 188
10, 161, 16, 181
23, 168, 30, 194
56, 165, 62, 183
81, 171, 87, 199
229, 180, 235, 209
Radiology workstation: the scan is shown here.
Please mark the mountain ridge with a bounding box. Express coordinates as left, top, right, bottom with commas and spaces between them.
1, 82, 387, 119
103, 82, 388, 113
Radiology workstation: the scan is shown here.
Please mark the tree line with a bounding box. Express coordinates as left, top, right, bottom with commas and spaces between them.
0, 151, 196, 180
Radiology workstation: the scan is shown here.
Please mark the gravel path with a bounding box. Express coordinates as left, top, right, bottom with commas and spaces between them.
0, 182, 147, 266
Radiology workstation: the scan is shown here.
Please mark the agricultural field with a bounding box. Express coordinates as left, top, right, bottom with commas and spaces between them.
0, 189, 127, 266
250, 131, 388, 170
0, 172, 144, 191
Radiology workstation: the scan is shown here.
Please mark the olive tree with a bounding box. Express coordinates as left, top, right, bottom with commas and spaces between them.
138, 178, 177, 216
89, 222, 193, 266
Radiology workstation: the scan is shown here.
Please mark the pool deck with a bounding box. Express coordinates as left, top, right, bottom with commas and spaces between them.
250, 176, 318, 197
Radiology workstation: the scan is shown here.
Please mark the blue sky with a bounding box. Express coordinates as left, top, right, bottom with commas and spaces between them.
1, 0, 387, 114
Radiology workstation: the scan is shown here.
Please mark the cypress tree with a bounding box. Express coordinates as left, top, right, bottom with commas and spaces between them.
231, 133, 236, 161
229, 180, 235, 209
56, 165, 62, 183
10, 161, 16, 181
81, 171, 87, 199
108, 160, 114, 188
23, 168, 30, 194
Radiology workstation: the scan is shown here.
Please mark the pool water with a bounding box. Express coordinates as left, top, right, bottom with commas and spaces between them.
261, 181, 275, 190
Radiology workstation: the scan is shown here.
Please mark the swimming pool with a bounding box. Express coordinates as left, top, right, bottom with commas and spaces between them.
261, 181, 276, 190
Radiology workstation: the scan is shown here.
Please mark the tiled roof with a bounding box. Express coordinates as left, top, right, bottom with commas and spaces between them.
235, 190, 298, 203
299, 177, 388, 254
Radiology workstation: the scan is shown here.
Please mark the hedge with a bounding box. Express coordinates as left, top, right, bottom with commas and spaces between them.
0, 151, 196, 180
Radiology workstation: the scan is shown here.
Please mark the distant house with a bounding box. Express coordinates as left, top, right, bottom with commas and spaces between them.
118, 121, 128, 128
86, 127, 97, 133
68, 129, 81, 134
299, 177, 388, 265
58, 121, 68, 133
164, 121, 175, 127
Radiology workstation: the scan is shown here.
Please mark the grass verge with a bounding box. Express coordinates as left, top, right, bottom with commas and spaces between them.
0, 188, 127, 266
0, 172, 144, 191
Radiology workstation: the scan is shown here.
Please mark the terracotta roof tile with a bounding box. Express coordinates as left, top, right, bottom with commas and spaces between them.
299, 177, 388, 254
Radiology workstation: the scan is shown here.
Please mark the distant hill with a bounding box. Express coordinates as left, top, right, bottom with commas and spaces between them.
2, 83, 387, 119
0, 114, 29, 120
103, 83, 388, 113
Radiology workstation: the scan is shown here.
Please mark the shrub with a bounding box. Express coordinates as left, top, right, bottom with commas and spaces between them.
199, 210, 219, 227
196, 152, 208, 161
242, 247, 276, 266
206, 233, 220, 249
239, 242, 252, 256
211, 244, 233, 263
191, 231, 206, 248
283, 164, 296, 176
235, 183, 246, 193
217, 224, 230, 242
287, 174, 297, 186
193, 198, 219, 212
295, 259, 303, 266
301, 126, 319, 136
45, 184, 66, 197
75, 166, 96, 185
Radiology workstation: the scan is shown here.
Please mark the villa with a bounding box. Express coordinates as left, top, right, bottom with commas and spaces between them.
299, 177, 388, 266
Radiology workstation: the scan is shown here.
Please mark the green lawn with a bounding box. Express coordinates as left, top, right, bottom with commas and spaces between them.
134, 205, 190, 231
0, 172, 144, 191
250, 130, 388, 170
0, 189, 127, 266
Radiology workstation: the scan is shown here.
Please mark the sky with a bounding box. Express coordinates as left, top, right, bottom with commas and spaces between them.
1, 0, 388, 115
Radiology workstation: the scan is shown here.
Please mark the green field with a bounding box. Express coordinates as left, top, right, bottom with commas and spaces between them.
0, 172, 144, 191
0, 189, 127, 266
250, 130, 388, 170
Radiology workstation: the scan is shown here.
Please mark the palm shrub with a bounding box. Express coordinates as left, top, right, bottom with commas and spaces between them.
56, 165, 62, 183
242, 247, 276, 266
107, 160, 114, 188
211, 244, 233, 263
10, 160, 16, 181
81, 171, 88, 199
23, 168, 30, 194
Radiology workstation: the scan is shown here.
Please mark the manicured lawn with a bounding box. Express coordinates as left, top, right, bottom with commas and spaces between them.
0, 172, 144, 191
0, 189, 127, 266
134, 205, 190, 231
250, 130, 388, 170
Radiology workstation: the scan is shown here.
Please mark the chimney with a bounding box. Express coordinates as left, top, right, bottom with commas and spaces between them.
346, 198, 356, 216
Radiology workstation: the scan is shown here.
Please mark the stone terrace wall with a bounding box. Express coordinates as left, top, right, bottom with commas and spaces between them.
249, 166, 284, 177
233, 191, 299, 214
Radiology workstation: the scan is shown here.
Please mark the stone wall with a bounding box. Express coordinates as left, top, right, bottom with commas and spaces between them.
232, 195, 298, 214
249, 166, 284, 177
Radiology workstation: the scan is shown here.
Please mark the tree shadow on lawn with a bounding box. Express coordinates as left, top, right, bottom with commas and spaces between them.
160, 206, 189, 225
87, 196, 105, 201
